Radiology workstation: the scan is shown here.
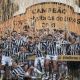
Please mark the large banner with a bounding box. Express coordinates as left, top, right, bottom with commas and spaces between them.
25, 2, 80, 34
0, 2, 80, 35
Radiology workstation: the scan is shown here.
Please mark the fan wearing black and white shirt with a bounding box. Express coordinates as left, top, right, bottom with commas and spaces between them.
44, 34, 58, 79
34, 36, 45, 72
15, 45, 32, 65
1, 37, 13, 66
12, 61, 43, 80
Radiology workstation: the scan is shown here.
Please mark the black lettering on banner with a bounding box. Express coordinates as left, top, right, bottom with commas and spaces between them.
77, 19, 80, 24
42, 23, 49, 27
62, 9, 66, 14
68, 17, 73, 22
41, 8, 46, 13
57, 7, 62, 13
74, 57, 78, 60
42, 23, 56, 28
47, 16, 51, 20
32, 9, 36, 14
64, 17, 77, 23
52, 8, 57, 13
57, 7, 66, 14
32, 7, 67, 14
47, 16, 55, 20
42, 23, 45, 27
56, 16, 63, 21
73, 18, 76, 23
64, 16, 68, 22
32, 8, 46, 14
51, 23, 55, 27
79, 57, 80, 60
36, 17, 40, 21
48, 8, 52, 13
40, 16, 46, 20
31, 16, 36, 20
37, 8, 46, 13
37, 9, 41, 13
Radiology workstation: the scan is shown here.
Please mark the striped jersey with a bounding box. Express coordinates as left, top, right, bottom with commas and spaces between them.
3, 41, 17, 55
17, 52, 27, 62
17, 52, 31, 63
15, 39, 24, 47
3, 49, 12, 56
12, 66, 25, 80
40, 41, 47, 52
34, 43, 44, 57
46, 41, 54, 55
27, 43, 35, 53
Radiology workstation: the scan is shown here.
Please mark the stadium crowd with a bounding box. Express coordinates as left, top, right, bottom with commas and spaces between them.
0, 27, 80, 80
